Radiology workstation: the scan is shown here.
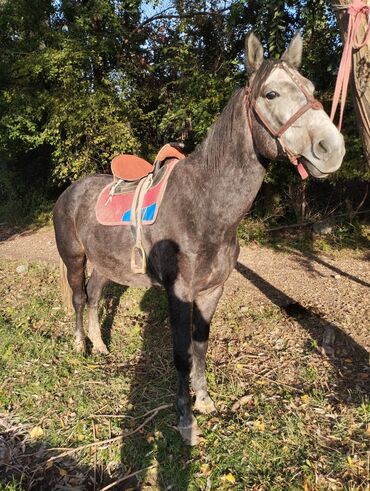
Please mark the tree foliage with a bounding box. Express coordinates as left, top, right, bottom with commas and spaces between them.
0, 0, 368, 223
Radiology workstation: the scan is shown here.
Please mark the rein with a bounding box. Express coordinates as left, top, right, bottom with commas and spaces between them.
245, 62, 324, 179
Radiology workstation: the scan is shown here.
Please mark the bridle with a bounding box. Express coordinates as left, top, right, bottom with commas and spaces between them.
245, 61, 324, 168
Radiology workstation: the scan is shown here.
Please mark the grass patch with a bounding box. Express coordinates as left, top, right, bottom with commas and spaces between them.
238, 217, 370, 254
0, 259, 369, 489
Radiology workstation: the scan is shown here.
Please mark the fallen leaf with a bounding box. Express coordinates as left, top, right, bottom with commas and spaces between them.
200, 463, 211, 476
29, 426, 44, 439
300, 394, 310, 405
253, 420, 266, 432
146, 433, 155, 444
231, 394, 253, 412
223, 473, 236, 484
59, 468, 68, 476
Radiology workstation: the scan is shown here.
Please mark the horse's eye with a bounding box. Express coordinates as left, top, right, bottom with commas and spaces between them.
266, 91, 279, 100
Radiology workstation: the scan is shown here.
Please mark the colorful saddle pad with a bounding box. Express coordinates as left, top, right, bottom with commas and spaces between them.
95, 160, 177, 226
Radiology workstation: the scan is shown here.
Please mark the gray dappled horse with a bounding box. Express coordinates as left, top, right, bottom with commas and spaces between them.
53, 33, 345, 444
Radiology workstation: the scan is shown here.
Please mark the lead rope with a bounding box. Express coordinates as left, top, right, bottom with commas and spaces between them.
330, 0, 370, 130
130, 173, 153, 274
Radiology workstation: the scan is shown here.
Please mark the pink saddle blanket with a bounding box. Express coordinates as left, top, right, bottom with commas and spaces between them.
95, 161, 177, 226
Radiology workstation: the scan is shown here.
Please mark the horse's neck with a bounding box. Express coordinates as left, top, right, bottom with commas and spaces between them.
187, 89, 266, 230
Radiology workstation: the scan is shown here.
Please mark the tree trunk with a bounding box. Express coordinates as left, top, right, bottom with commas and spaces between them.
331, 0, 370, 169
288, 181, 308, 223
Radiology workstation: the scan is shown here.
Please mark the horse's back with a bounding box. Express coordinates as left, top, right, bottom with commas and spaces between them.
54, 174, 110, 216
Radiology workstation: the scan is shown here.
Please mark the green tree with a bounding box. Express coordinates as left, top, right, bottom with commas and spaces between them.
0, 0, 144, 222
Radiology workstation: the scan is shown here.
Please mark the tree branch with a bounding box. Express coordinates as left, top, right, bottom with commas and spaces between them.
137, 5, 232, 31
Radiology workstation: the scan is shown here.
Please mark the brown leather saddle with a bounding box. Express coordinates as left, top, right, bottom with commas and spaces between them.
111, 143, 185, 182
103, 143, 186, 274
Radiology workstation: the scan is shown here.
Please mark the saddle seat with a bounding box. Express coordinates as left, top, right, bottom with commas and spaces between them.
111, 143, 185, 181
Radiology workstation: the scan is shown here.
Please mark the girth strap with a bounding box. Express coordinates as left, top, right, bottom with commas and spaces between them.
130, 173, 153, 274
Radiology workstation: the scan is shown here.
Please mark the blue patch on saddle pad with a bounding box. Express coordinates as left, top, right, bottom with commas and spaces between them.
122, 203, 157, 223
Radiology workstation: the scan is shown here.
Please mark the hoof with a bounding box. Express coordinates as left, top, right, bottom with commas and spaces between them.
75, 340, 86, 354
92, 343, 109, 355
178, 419, 203, 446
194, 395, 217, 414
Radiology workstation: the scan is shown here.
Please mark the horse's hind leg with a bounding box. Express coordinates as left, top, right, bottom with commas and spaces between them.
192, 286, 223, 414
86, 269, 109, 355
65, 255, 87, 353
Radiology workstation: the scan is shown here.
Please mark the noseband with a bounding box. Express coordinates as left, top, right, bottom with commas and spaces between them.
245, 62, 323, 167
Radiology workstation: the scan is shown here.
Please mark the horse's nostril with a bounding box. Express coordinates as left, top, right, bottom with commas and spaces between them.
321, 141, 329, 153
315, 139, 331, 156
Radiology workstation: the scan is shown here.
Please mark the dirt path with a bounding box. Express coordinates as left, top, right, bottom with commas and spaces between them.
1, 225, 369, 353
0, 226, 59, 264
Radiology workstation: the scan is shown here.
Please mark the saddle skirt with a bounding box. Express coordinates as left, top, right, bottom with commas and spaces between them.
95, 160, 177, 226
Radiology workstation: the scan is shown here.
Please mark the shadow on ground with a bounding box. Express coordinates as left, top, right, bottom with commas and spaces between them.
236, 261, 370, 404
282, 246, 370, 289
1, 285, 192, 490
99, 283, 193, 490
0, 224, 44, 243
0, 424, 111, 489
89, 283, 192, 490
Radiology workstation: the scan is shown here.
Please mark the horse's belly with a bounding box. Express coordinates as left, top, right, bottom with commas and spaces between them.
92, 262, 157, 289
80, 218, 159, 288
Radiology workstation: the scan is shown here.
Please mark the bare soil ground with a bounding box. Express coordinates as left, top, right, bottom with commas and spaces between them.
0, 226, 59, 264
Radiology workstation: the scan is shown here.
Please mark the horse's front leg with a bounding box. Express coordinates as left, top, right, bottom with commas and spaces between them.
192, 285, 223, 414
167, 289, 202, 445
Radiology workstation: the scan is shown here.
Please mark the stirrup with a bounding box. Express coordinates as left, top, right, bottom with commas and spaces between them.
130, 244, 147, 274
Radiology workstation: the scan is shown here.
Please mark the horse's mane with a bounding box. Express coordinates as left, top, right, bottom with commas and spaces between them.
187, 59, 281, 172
186, 88, 244, 172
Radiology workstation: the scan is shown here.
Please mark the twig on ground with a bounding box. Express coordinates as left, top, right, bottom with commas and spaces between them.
94, 362, 137, 369
44, 404, 171, 465
233, 352, 267, 361
99, 465, 156, 491
108, 419, 112, 461
89, 403, 173, 421
242, 367, 305, 394
92, 420, 97, 491
88, 414, 135, 419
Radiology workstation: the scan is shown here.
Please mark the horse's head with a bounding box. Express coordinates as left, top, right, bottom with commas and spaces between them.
245, 32, 345, 179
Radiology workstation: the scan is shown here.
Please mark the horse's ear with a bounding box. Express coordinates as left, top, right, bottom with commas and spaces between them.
245, 32, 264, 75
281, 32, 303, 68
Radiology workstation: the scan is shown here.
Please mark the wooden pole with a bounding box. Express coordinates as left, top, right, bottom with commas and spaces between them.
331, 0, 370, 169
